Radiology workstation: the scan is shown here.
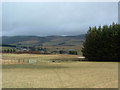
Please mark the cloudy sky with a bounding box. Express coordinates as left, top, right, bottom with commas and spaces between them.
2, 2, 118, 36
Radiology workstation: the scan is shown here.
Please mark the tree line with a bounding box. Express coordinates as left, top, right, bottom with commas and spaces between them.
2, 49, 16, 53
82, 23, 120, 62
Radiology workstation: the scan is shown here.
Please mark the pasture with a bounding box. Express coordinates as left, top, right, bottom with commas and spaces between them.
2, 53, 118, 88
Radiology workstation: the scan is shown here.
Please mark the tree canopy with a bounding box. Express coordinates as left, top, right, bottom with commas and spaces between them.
82, 23, 120, 62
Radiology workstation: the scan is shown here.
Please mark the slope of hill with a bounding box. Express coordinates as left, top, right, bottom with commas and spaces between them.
1, 34, 85, 47
1, 34, 85, 55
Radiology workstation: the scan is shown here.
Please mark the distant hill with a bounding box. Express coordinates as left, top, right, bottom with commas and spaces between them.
1, 34, 85, 47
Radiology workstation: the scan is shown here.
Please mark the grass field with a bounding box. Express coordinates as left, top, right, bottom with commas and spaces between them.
2, 53, 118, 88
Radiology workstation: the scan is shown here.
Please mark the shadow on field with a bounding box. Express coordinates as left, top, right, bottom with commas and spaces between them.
2, 64, 69, 69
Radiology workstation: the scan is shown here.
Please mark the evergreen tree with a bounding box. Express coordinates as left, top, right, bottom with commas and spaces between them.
82, 23, 120, 61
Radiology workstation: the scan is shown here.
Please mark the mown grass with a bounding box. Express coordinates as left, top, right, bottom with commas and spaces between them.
2, 63, 69, 69
2, 53, 80, 62
2, 53, 118, 88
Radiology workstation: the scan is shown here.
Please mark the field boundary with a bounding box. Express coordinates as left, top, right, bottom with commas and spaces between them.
1, 88, 119, 90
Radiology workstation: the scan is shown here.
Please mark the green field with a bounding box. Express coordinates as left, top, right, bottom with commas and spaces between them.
2, 53, 118, 88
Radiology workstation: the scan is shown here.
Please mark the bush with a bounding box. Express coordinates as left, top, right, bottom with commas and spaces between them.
69, 50, 78, 55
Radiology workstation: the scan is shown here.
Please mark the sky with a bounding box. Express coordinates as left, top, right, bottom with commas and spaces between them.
2, 2, 118, 36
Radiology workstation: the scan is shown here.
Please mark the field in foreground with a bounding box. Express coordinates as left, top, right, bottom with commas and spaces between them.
2, 54, 118, 88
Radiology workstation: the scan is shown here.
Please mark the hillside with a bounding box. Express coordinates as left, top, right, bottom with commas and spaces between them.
1, 34, 85, 46
1, 34, 85, 55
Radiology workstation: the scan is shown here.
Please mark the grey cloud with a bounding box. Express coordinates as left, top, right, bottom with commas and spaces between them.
2, 2, 118, 36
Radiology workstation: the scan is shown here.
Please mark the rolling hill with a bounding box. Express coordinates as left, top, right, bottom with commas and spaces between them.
1, 34, 85, 55
1, 34, 85, 47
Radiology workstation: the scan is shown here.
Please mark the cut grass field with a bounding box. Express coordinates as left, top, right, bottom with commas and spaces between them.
2, 53, 118, 88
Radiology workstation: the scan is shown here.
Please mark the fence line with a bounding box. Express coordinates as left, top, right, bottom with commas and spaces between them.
2, 59, 30, 64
